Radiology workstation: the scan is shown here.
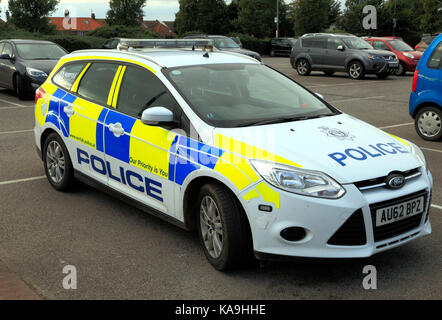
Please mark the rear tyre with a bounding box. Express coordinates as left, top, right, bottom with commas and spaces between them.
376, 72, 390, 79
296, 59, 311, 76
43, 133, 75, 191
197, 183, 253, 270
415, 106, 442, 141
348, 61, 365, 79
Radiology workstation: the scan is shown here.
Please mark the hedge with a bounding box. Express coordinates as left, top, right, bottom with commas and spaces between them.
229, 33, 271, 55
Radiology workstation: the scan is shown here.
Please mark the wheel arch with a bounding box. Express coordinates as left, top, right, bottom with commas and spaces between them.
40, 127, 59, 159
346, 58, 365, 71
412, 102, 442, 118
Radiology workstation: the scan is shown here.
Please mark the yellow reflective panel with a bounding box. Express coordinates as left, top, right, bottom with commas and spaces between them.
256, 182, 280, 209
129, 121, 177, 180
214, 134, 302, 168
69, 98, 104, 149
71, 63, 91, 93
214, 154, 252, 191
387, 133, 409, 146
218, 152, 260, 183
107, 66, 123, 106
243, 189, 259, 201
112, 66, 126, 108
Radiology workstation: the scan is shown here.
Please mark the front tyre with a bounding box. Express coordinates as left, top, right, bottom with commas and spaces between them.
296, 59, 311, 76
348, 61, 365, 79
415, 106, 442, 141
43, 133, 75, 191
395, 61, 406, 76
197, 183, 253, 270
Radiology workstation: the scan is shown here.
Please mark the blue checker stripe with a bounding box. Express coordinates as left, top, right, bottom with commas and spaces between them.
104, 110, 136, 163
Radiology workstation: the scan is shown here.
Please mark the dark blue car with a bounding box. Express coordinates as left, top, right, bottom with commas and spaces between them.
409, 34, 442, 141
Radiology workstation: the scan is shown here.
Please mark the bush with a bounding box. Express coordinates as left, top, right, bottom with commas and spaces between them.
229, 33, 270, 55
87, 25, 159, 39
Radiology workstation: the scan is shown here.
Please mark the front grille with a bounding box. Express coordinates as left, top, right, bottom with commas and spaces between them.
354, 168, 421, 191
328, 209, 367, 246
370, 190, 427, 242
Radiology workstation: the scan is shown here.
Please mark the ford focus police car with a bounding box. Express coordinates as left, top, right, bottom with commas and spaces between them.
34, 40, 433, 270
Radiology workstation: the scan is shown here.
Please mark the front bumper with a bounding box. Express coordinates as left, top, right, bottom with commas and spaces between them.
245, 170, 433, 259
366, 59, 399, 74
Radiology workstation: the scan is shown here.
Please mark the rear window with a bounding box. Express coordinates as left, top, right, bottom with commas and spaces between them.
53, 63, 87, 90
77, 63, 120, 105
428, 42, 442, 69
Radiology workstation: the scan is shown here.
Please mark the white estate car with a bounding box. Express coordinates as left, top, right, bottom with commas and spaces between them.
34, 43, 433, 270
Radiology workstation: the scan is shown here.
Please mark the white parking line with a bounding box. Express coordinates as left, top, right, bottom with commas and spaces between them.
0, 176, 46, 186
379, 122, 414, 129
0, 98, 30, 108
0, 129, 34, 135
0, 106, 34, 111
431, 204, 442, 210
329, 96, 385, 104
422, 147, 442, 154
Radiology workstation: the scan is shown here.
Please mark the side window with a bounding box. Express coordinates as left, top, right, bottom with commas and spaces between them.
327, 38, 341, 50
373, 41, 389, 51
428, 42, 442, 69
2, 43, 13, 57
117, 66, 177, 118
53, 63, 87, 90
77, 63, 120, 106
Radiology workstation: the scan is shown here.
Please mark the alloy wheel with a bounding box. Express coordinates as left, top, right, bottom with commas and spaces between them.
200, 195, 224, 258
46, 140, 66, 184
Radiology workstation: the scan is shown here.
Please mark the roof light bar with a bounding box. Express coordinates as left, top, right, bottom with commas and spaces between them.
117, 39, 215, 52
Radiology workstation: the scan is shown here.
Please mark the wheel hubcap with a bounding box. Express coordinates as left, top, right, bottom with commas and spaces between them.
418, 111, 441, 137
46, 141, 65, 183
200, 196, 223, 258
298, 61, 307, 74
397, 64, 404, 75
350, 64, 361, 78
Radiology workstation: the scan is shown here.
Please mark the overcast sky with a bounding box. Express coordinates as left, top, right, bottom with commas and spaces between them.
1, 0, 345, 22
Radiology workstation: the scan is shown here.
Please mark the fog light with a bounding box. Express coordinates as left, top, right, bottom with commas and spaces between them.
280, 227, 307, 242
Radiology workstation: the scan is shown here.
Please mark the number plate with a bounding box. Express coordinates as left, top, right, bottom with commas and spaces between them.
388, 61, 399, 67
376, 196, 425, 227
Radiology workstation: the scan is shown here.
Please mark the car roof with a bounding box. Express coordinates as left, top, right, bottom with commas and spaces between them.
2, 39, 55, 44
65, 49, 260, 69
302, 33, 355, 38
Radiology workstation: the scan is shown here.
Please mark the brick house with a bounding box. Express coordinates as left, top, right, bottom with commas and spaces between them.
142, 20, 176, 38
49, 11, 103, 36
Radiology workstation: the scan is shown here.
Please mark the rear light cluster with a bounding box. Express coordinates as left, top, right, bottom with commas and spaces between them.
412, 70, 419, 92
35, 87, 46, 104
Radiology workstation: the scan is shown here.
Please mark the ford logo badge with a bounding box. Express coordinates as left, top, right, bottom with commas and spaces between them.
386, 173, 405, 189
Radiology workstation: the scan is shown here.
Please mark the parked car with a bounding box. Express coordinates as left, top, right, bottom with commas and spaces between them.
291, 33, 399, 79
184, 35, 261, 61
410, 34, 442, 141
270, 37, 298, 57
230, 36, 243, 48
101, 38, 122, 49
0, 39, 67, 100
365, 37, 422, 75
415, 34, 441, 52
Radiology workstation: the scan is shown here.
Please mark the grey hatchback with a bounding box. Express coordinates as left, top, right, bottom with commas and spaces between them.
290, 34, 399, 79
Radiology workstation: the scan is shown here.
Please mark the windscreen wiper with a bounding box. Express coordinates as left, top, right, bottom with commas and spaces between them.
237, 114, 335, 127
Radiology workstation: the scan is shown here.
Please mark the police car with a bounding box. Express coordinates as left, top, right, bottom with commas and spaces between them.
34, 40, 433, 270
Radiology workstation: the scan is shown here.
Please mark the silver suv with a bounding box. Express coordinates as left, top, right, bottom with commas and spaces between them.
290, 34, 399, 79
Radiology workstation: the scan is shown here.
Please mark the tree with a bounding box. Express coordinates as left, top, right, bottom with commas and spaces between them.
290, 0, 340, 36
421, 0, 442, 34
8, 0, 59, 33
106, 0, 146, 27
175, 0, 228, 36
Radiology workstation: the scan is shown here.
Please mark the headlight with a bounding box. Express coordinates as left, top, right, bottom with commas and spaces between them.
26, 67, 48, 78
404, 52, 414, 59
409, 142, 428, 172
368, 54, 381, 60
250, 160, 346, 199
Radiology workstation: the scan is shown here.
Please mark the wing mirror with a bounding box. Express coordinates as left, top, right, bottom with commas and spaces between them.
0, 53, 12, 60
141, 107, 174, 125
337, 45, 345, 51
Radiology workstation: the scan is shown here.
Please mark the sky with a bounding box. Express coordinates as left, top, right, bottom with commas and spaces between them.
0, 0, 345, 22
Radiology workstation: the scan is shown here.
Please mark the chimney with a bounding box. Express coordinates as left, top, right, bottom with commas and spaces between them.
91, 12, 96, 20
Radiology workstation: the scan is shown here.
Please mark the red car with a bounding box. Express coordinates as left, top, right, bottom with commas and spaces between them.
364, 37, 422, 75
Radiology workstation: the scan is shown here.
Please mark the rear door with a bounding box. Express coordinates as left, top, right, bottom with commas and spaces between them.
0, 42, 16, 88
302, 37, 327, 67
426, 41, 442, 100
324, 38, 346, 70
103, 64, 180, 216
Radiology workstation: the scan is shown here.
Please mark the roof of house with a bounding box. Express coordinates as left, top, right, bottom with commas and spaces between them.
49, 17, 103, 32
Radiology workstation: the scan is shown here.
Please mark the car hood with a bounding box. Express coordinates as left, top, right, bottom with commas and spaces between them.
407, 51, 423, 59
363, 49, 396, 57
23, 59, 60, 75
213, 113, 421, 184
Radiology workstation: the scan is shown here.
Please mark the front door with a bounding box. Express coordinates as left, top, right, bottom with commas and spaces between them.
104, 64, 180, 217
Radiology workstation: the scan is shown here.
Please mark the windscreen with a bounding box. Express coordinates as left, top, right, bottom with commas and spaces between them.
388, 40, 413, 52
16, 43, 67, 60
165, 64, 337, 128
342, 37, 373, 50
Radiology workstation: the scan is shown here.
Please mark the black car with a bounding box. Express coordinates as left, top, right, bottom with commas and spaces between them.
184, 35, 261, 61
0, 40, 68, 99
270, 37, 298, 57
290, 33, 399, 79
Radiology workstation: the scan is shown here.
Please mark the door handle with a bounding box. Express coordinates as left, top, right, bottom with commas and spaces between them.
63, 104, 75, 117
108, 122, 125, 138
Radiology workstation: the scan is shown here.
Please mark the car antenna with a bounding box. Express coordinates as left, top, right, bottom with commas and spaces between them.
192, 45, 195, 51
